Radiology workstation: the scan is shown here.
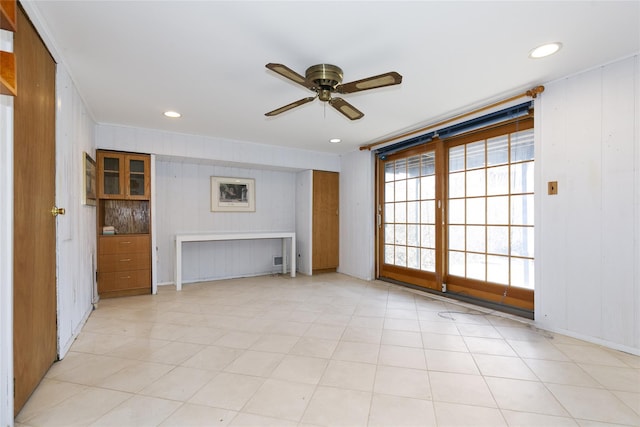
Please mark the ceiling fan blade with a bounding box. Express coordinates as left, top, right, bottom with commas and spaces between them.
265, 63, 312, 88
265, 97, 316, 117
336, 71, 402, 94
329, 97, 364, 120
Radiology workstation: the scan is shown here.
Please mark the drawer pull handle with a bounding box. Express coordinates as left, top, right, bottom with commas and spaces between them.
119, 259, 131, 262
120, 276, 131, 279
119, 241, 132, 244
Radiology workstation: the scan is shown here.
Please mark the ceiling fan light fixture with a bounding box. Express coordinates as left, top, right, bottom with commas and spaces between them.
529, 42, 562, 59
164, 110, 182, 118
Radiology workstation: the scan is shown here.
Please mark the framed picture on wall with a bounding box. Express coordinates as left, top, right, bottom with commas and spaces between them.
82, 152, 97, 206
211, 176, 255, 212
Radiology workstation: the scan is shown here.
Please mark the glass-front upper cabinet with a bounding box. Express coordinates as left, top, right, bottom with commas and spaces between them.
97, 151, 150, 199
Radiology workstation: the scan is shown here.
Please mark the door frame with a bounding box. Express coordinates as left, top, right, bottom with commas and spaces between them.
374, 117, 535, 315
0, 92, 15, 427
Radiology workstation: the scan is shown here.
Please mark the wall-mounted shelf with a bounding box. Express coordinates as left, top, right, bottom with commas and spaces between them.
0, 50, 16, 96
0, 0, 17, 32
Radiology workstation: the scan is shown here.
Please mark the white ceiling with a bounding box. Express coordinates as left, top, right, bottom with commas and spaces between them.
28, 1, 639, 155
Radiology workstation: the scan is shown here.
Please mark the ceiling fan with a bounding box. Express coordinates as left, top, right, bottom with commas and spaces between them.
265, 63, 402, 120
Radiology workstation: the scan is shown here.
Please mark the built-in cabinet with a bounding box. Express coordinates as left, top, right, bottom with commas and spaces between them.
312, 170, 339, 272
96, 150, 151, 298
98, 151, 150, 199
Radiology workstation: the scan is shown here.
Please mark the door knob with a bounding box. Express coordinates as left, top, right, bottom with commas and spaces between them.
51, 206, 66, 216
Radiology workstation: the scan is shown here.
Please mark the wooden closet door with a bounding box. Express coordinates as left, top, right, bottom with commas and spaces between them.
312, 170, 339, 271
13, 5, 57, 415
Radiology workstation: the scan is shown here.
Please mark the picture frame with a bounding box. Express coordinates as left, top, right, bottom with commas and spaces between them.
211, 176, 255, 212
82, 152, 97, 206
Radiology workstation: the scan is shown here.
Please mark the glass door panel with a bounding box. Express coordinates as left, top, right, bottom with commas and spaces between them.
445, 126, 535, 311
379, 149, 438, 290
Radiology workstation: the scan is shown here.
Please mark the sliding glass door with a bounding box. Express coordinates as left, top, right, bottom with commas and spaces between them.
377, 118, 534, 312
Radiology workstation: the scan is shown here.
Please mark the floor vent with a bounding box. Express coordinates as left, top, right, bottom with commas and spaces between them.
273, 256, 283, 266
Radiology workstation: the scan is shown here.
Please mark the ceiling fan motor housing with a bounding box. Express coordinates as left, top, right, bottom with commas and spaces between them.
306, 64, 343, 100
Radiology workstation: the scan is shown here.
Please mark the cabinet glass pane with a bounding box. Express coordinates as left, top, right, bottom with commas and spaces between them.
103, 157, 120, 172
129, 159, 145, 173
104, 172, 120, 194
129, 174, 145, 196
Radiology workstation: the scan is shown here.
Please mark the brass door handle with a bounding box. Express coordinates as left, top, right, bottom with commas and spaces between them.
51, 206, 66, 216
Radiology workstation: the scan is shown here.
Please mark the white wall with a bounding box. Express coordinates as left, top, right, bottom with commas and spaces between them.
55, 68, 98, 357
535, 55, 640, 354
155, 159, 297, 284
339, 150, 376, 280
97, 124, 340, 173
295, 170, 313, 275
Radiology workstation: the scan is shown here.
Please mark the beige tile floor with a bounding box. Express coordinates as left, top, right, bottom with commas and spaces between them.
15, 273, 640, 426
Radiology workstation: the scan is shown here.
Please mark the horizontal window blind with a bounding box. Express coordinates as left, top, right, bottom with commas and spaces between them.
375, 101, 533, 158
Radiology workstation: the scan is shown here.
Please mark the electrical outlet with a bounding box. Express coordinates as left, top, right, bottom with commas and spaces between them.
548, 181, 558, 195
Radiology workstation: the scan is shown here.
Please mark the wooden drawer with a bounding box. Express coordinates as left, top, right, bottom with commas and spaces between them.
99, 234, 149, 254
98, 269, 150, 292
99, 252, 150, 273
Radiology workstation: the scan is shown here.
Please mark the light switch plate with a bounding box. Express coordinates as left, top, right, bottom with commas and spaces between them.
548, 181, 558, 195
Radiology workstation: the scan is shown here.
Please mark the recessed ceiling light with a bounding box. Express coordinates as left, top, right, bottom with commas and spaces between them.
329, 138, 341, 143
164, 110, 182, 118
529, 42, 562, 59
